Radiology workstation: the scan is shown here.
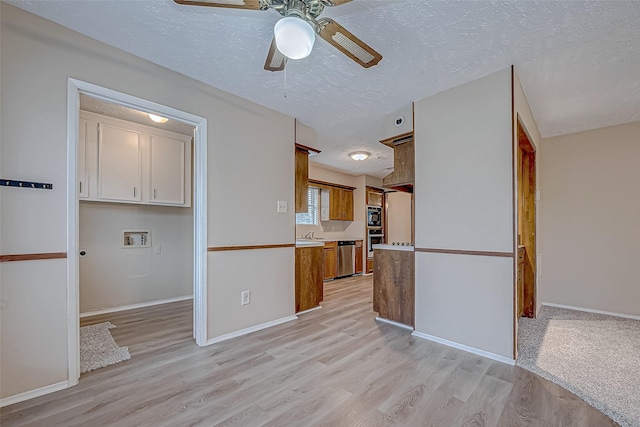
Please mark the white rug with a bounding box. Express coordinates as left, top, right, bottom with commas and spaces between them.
80, 321, 131, 373
517, 306, 640, 427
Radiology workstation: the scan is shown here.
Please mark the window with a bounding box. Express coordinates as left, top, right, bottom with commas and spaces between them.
296, 187, 319, 225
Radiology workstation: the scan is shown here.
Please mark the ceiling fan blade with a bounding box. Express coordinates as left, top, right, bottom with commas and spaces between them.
264, 36, 286, 72
317, 18, 382, 68
321, 0, 354, 6
173, 0, 265, 10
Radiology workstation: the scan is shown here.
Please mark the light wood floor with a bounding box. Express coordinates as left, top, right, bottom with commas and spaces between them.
1, 275, 616, 426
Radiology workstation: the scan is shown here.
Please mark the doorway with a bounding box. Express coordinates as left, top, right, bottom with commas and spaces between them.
66, 79, 208, 387
516, 117, 537, 318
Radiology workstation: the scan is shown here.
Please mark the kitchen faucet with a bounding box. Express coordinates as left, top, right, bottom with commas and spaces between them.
303, 231, 315, 239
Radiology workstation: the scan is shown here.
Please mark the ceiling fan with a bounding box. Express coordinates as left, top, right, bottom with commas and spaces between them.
174, 0, 383, 72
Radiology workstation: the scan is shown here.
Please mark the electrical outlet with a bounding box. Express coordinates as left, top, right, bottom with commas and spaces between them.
241, 290, 250, 306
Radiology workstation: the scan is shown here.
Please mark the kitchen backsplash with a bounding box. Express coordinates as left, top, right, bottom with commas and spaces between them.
297, 220, 365, 240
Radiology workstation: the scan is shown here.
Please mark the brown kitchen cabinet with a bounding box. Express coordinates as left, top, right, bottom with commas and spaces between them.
323, 241, 338, 280
373, 248, 415, 327
366, 187, 384, 207
329, 187, 354, 221
381, 133, 414, 192
295, 246, 324, 313
355, 240, 363, 274
295, 147, 309, 213
367, 258, 374, 274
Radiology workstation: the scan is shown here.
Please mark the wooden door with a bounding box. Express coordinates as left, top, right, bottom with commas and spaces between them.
149, 135, 185, 205
329, 187, 343, 220
97, 122, 141, 202
342, 189, 354, 221
517, 121, 537, 318
355, 240, 363, 273
323, 244, 337, 280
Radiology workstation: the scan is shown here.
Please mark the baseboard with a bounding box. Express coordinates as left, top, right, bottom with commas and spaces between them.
412, 331, 515, 366
296, 306, 322, 315
541, 302, 640, 320
0, 381, 69, 408
80, 295, 193, 318
375, 317, 414, 331
206, 315, 298, 346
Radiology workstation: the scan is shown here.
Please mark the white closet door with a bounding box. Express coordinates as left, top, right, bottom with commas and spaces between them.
149, 135, 185, 205
97, 123, 141, 202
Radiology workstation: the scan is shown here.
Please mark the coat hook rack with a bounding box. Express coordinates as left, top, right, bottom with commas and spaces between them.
1, 179, 53, 190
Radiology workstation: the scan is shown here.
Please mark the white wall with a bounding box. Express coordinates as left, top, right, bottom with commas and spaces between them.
386, 191, 412, 244
79, 202, 193, 313
1, 4, 294, 400
414, 68, 514, 360
539, 122, 640, 317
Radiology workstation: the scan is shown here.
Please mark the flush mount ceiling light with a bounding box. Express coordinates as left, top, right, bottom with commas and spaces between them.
173, 0, 382, 72
274, 15, 315, 60
349, 151, 370, 161
148, 113, 168, 124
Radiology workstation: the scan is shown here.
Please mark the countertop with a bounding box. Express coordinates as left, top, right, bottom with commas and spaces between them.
297, 237, 364, 242
373, 244, 414, 252
295, 240, 325, 248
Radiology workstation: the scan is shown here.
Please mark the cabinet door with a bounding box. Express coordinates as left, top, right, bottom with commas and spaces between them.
78, 119, 89, 198
329, 187, 343, 220
323, 247, 337, 280
342, 189, 354, 221
355, 240, 363, 273
149, 135, 185, 205
367, 188, 383, 207
98, 123, 141, 202
295, 149, 309, 213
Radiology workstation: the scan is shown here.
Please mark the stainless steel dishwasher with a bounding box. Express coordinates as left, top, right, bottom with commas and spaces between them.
337, 241, 355, 277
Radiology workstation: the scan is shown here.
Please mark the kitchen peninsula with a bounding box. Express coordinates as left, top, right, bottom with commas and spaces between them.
372, 244, 415, 328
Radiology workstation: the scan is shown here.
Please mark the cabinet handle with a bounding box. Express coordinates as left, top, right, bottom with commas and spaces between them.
133, 187, 136, 198
79, 181, 82, 194
154, 189, 157, 199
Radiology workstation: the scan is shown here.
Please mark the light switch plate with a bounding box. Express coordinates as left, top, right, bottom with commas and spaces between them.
277, 200, 287, 213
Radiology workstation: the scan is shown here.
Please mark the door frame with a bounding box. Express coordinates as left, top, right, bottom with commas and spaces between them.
66, 78, 208, 386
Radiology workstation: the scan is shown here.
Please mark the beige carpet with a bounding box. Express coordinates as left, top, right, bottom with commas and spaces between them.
517, 306, 640, 427
80, 321, 131, 373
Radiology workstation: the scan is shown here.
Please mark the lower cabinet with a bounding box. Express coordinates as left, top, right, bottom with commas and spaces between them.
355, 240, 363, 274
295, 246, 324, 313
323, 241, 338, 280
367, 258, 374, 274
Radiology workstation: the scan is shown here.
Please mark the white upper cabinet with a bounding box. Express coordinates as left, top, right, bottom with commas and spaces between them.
79, 110, 192, 207
97, 122, 142, 202
77, 119, 89, 198
149, 135, 186, 205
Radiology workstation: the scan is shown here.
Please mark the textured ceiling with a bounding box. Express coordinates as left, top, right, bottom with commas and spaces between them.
80, 95, 195, 136
10, 0, 640, 178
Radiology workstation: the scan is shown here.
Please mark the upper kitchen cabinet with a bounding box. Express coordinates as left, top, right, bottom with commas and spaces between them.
149, 134, 188, 206
98, 122, 142, 202
329, 187, 354, 221
295, 147, 309, 213
381, 133, 414, 192
79, 110, 192, 207
315, 180, 355, 221
77, 118, 89, 199
380, 104, 415, 193
294, 120, 320, 213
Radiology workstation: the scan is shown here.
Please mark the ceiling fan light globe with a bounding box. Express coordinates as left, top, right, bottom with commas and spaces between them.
274, 16, 315, 60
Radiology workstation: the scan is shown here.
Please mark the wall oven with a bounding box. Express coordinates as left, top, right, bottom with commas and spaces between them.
367, 205, 382, 228
368, 228, 384, 257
